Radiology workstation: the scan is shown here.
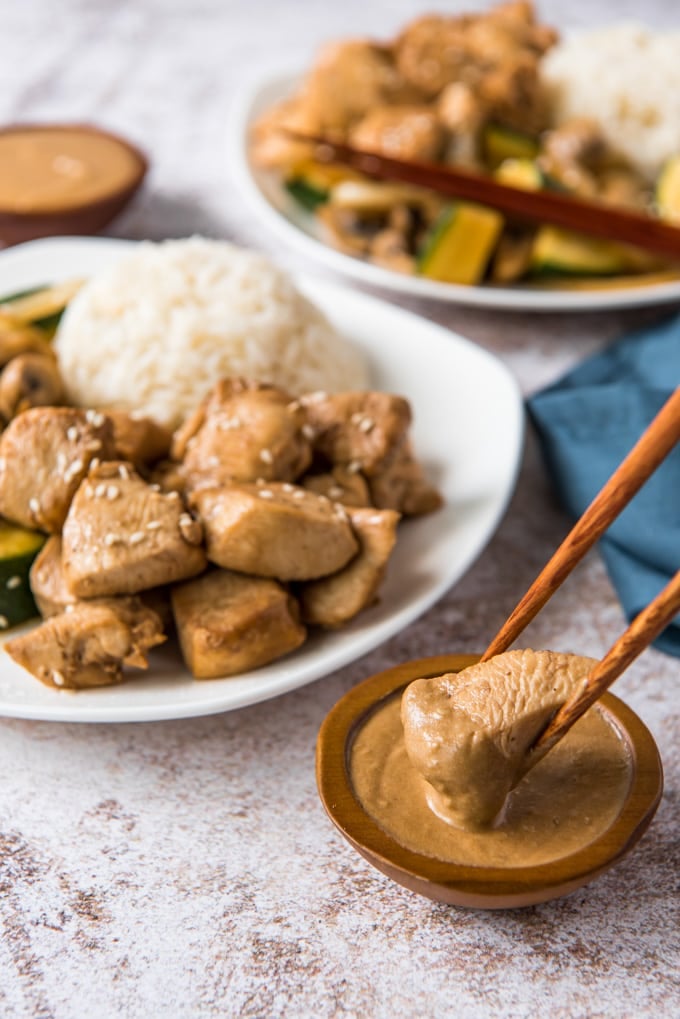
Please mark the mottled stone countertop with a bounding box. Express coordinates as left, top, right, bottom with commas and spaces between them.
0, 1, 678, 1017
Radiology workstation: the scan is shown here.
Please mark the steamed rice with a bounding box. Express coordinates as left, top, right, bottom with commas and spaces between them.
542, 24, 680, 181
55, 238, 367, 428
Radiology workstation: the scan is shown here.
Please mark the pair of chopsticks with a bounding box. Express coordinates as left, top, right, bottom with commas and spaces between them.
286, 133, 680, 261
479, 387, 680, 755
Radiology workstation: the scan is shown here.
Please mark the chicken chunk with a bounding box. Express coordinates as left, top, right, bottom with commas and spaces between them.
300, 39, 418, 136
107, 410, 172, 467
0, 407, 115, 533
29, 535, 76, 618
302, 391, 411, 477
172, 379, 312, 492
172, 569, 306, 678
299, 507, 399, 627
302, 465, 371, 507
191, 482, 359, 581
350, 106, 444, 162
62, 461, 206, 597
401, 650, 598, 829
368, 441, 442, 516
5, 597, 166, 689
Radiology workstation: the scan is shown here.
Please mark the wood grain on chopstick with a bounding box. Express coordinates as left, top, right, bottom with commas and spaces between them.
481, 386, 680, 662
533, 569, 680, 755
288, 132, 680, 261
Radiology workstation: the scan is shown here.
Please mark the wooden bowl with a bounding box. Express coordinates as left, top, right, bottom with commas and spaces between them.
316, 654, 663, 910
0, 124, 148, 246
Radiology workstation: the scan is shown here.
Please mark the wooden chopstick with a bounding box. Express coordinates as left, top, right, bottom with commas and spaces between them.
481, 387, 680, 662
286, 132, 680, 261
533, 568, 680, 755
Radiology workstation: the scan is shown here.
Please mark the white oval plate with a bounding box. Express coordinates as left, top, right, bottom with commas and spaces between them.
0, 236, 523, 722
231, 69, 680, 314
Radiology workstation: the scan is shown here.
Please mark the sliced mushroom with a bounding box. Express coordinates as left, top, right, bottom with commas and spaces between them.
0, 353, 64, 421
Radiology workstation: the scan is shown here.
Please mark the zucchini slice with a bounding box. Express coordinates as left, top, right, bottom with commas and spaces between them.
530, 226, 630, 277
285, 178, 329, 212
656, 155, 680, 224
418, 203, 504, 285
495, 159, 544, 192
0, 520, 46, 630
483, 124, 539, 170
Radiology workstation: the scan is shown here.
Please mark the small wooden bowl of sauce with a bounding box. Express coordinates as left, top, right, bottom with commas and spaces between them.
316, 654, 663, 910
0, 124, 148, 245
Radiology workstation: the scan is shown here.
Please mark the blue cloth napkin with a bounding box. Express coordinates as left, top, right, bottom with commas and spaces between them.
528, 314, 680, 657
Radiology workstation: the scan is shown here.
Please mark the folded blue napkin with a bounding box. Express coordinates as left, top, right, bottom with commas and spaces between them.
528, 314, 680, 657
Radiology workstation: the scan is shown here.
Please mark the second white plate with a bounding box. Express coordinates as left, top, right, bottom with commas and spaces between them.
0, 236, 523, 722
231, 70, 680, 314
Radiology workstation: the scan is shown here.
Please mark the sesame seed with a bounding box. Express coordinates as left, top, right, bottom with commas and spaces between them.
328, 486, 344, 499
69, 458, 84, 475
65, 603, 75, 613
84, 485, 94, 499
29, 497, 40, 515
368, 514, 385, 524
89, 458, 100, 471
85, 439, 102, 453
301, 424, 315, 441
104, 533, 119, 546
286, 400, 301, 413
359, 417, 374, 433
106, 485, 120, 500
149, 483, 161, 492
51, 670, 65, 687
168, 491, 181, 501
259, 448, 273, 465
85, 410, 105, 427
94, 483, 106, 498
118, 465, 130, 480
281, 483, 294, 493
179, 513, 193, 526
0, 615, 8, 629
302, 391, 327, 404
293, 490, 305, 500
350, 412, 363, 425
207, 455, 220, 468
56, 451, 67, 472
66, 426, 79, 441
347, 460, 362, 474
129, 531, 145, 545
258, 490, 273, 499
146, 520, 162, 530
6, 576, 21, 590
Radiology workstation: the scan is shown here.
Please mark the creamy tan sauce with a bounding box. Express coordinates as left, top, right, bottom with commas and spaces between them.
0, 128, 141, 213
350, 694, 632, 868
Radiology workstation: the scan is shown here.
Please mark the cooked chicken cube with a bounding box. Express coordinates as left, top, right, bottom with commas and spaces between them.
302, 465, 371, 507
300, 39, 417, 136
107, 410, 172, 466
5, 597, 166, 689
302, 391, 411, 476
0, 406, 115, 533
350, 106, 444, 162
172, 569, 306, 678
191, 482, 359, 581
62, 461, 206, 597
368, 441, 442, 516
29, 536, 76, 618
300, 507, 399, 627
172, 379, 312, 491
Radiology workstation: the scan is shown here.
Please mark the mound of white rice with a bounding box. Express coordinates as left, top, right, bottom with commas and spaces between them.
542, 24, 680, 181
56, 237, 367, 428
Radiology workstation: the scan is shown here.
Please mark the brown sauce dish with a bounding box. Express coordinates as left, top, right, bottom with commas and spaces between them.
316, 654, 663, 910
0, 124, 148, 245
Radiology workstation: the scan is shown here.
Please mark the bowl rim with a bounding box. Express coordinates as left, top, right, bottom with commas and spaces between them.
0, 122, 148, 220
316, 653, 664, 908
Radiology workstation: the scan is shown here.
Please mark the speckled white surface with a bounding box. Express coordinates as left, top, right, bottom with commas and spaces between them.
0, 2, 679, 1017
